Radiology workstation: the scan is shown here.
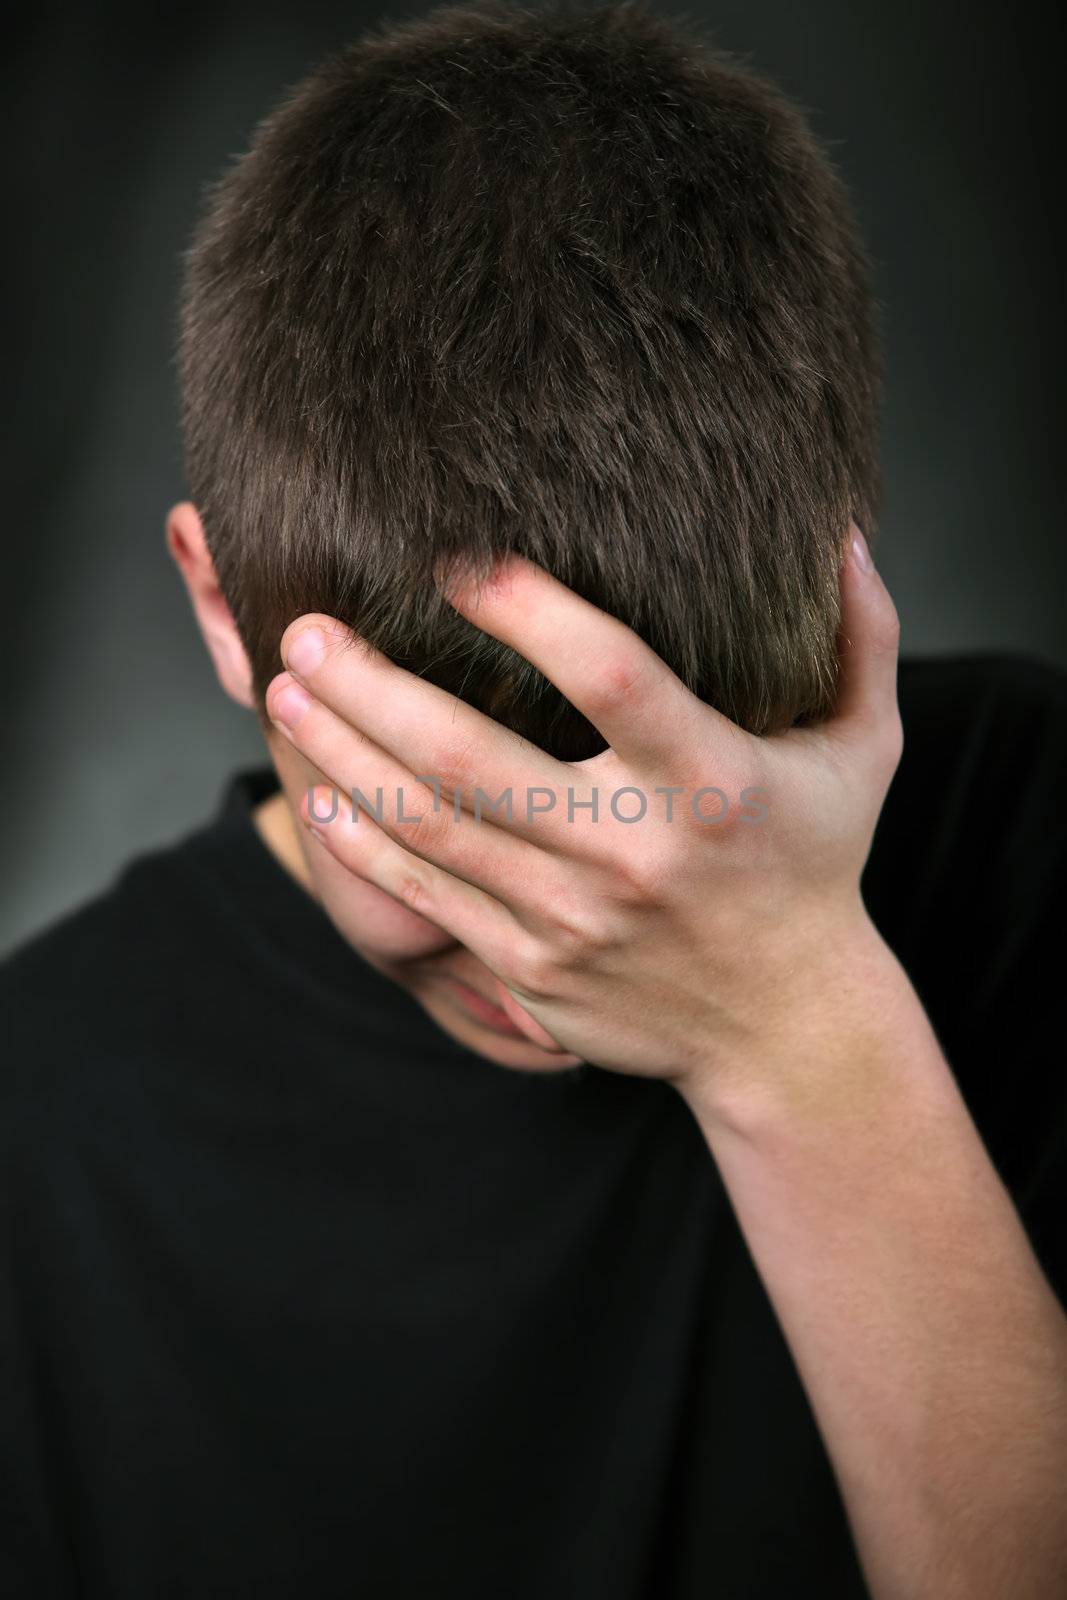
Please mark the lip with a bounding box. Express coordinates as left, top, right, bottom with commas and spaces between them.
440, 975, 529, 1039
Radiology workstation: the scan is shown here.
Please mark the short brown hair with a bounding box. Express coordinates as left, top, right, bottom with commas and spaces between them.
178, 0, 882, 757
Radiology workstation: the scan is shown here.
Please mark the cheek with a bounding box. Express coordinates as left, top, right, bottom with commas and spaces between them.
308, 836, 458, 960
267, 732, 458, 960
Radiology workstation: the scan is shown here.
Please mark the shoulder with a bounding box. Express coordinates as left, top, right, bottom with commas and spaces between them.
896, 649, 1067, 745
870, 651, 1067, 925
2, 834, 188, 991
0, 825, 222, 1123
885, 650, 1067, 891
876, 650, 1067, 990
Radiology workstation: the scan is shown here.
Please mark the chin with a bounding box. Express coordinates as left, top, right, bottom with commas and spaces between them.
313, 864, 581, 1069
444, 1027, 585, 1074
269, 746, 582, 1069
315, 869, 461, 963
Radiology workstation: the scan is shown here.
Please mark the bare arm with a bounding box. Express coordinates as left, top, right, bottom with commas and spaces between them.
680, 920, 1067, 1600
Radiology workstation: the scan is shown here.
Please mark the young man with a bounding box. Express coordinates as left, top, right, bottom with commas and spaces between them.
3, 3, 1066, 1597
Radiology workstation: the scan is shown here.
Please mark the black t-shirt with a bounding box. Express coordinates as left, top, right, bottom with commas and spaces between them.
3, 654, 1065, 1600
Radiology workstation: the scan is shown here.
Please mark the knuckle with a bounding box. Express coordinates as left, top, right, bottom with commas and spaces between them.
613, 848, 657, 899
586, 647, 650, 722
611, 835, 676, 900
402, 797, 450, 853
681, 784, 739, 839
545, 891, 608, 956
429, 731, 478, 795
393, 863, 434, 916
508, 934, 558, 999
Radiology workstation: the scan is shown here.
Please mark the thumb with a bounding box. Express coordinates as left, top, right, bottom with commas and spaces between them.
491, 977, 568, 1051
831, 520, 902, 746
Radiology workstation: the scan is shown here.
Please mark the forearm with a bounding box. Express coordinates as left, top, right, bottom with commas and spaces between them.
680, 924, 1067, 1600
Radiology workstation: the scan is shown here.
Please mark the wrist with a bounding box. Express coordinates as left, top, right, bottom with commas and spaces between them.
673, 907, 923, 1145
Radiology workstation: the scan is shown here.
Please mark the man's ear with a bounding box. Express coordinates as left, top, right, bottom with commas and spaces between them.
166, 501, 255, 708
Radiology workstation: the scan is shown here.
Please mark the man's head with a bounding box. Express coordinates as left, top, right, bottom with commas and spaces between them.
168, 0, 882, 1064
175, 0, 880, 746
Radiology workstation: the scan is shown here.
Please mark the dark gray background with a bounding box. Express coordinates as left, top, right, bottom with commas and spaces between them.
5, 0, 1063, 956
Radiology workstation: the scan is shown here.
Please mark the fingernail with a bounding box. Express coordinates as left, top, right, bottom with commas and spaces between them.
851, 530, 872, 573
286, 626, 327, 676
270, 680, 312, 729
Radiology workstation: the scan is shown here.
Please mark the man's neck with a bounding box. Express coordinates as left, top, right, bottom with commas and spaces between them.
252, 790, 317, 896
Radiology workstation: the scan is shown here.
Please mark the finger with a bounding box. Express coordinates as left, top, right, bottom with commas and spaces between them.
829, 521, 904, 759
278, 617, 591, 845
437, 555, 722, 770
487, 974, 567, 1052
301, 784, 530, 976
267, 671, 559, 905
